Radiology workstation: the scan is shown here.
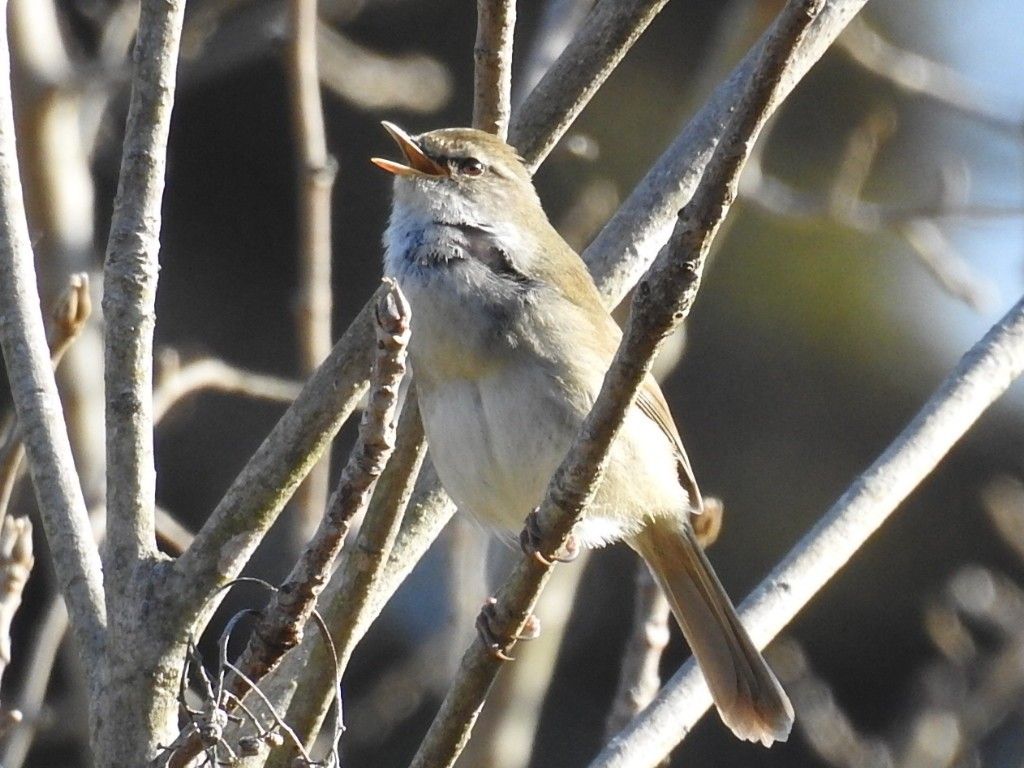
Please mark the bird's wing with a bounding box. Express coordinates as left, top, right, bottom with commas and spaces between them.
636, 375, 703, 511
542, 232, 704, 511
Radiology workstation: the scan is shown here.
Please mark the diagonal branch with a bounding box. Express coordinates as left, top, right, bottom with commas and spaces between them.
102, 0, 187, 584
583, 0, 871, 307
229, 281, 409, 693
509, 0, 669, 171
473, 0, 517, 138
836, 16, 1023, 136
590, 292, 1024, 768
407, 3, 824, 765
0, 0, 106, 685
168, 288, 379, 619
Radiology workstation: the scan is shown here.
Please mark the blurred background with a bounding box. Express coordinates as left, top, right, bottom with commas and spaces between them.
2, 0, 1024, 766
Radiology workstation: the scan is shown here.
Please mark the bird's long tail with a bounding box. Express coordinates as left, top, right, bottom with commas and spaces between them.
630, 518, 794, 746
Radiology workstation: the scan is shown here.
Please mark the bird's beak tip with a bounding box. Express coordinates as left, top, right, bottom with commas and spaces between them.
375, 121, 447, 178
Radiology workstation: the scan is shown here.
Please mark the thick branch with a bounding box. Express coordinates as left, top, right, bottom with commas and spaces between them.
473, 0, 516, 137
590, 292, 1024, 768
408, 3, 823, 765
583, 0, 870, 307
509, 0, 669, 171
0, 0, 106, 683
102, 0, 187, 580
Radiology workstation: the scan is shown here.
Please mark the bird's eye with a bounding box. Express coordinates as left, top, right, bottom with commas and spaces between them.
458, 157, 485, 176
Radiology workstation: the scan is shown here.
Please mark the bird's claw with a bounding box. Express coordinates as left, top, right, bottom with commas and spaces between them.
519, 508, 580, 565
475, 597, 541, 661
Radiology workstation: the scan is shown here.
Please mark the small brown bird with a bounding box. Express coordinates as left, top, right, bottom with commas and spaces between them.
373, 122, 794, 745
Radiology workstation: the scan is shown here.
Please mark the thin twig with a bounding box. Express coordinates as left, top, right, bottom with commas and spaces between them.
152, 357, 303, 424
583, 0, 871, 307
509, 0, 669, 171
0, 274, 91, 516
0, 0, 106, 688
0, 516, 33, 709
0, 595, 67, 768
473, 0, 516, 138
837, 16, 1023, 137
273, 393, 429, 759
257, 460, 454, 768
288, 0, 338, 543
316, 22, 453, 114
231, 280, 408, 690
407, 3, 823, 766
604, 562, 671, 740
169, 287, 379, 621
740, 110, 997, 311
591, 296, 1024, 768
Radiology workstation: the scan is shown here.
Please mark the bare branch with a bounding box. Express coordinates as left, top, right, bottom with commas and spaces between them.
152, 357, 303, 424
169, 286, 379, 617
230, 281, 409, 690
0, 516, 33, 705
257, 460, 454, 768
605, 563, 671, 740
591, 295, 1024, 768
1, 274, 91, 516
583, 0, 871, 307
740, 111, 997, 311
407, 3, 823, 765
289, 0, 337, 541
473, 0, 516, 137
509, 0, 669, 171
0, 595, 66, 768
277, 393, 429, 756
837, 16, 1023, 136
102, 0, 187, 579
317, 23, 453, 113
895, 219, 995, 311
0, 0, 106, 684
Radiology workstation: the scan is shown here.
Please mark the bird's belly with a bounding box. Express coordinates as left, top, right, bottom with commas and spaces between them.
419, 369, 575, 534
417, 365, 689, 547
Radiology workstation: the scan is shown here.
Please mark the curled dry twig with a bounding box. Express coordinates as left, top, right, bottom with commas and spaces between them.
156, 578, 342, 767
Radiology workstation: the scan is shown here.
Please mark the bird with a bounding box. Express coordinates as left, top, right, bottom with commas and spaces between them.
372, 121, 794, 746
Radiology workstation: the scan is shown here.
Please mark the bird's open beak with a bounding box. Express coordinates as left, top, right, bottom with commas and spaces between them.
371, 122, 448, 178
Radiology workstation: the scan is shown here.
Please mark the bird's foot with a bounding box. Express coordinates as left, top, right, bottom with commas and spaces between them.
519, 508, 580, 566
475, 597, 541, 661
